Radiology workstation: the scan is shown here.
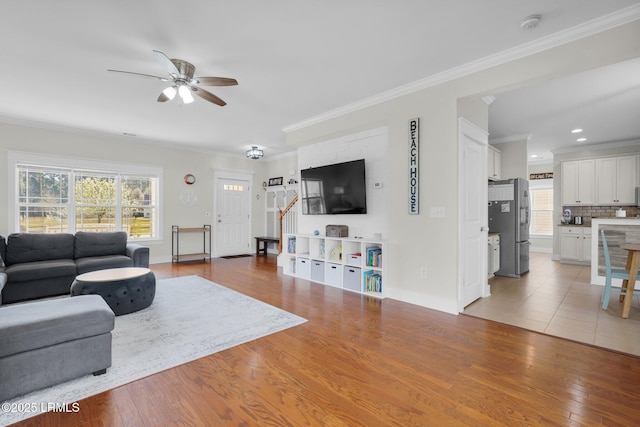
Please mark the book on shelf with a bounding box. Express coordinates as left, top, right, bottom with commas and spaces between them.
366, 246, 382, 267
287, 236, 297, 253
364, 270, 382, 293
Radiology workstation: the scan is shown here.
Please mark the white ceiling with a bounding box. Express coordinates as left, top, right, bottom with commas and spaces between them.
489, 57, 640, 163
1, 1, 639, 159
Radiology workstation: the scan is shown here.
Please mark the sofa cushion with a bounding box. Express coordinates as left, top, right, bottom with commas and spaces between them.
74, 231, 127, 259
0, 295, 115, 358
5, 233, 75, 265
4, 259, 78, 283
75, 255, 134, 274
0, 235, 6, 267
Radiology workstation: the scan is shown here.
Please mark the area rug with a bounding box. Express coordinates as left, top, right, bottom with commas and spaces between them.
0, 275, 307, 426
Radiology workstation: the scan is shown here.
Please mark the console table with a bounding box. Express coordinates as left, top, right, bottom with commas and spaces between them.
255, 236, 279, 255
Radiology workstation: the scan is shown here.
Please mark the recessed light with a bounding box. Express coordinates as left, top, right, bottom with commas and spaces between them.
571, 128, 583, 134
577, 138, 587, 142
530, 154, 539, 158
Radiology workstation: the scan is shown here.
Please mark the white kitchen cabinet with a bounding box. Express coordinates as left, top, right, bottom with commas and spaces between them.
488, 234, 500, 276
596, 155, 637, 205
561, 160, 595, 205
487, 146, 501, 181
559, 226, 591, 264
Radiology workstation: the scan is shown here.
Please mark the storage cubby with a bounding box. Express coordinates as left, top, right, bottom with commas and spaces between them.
282, 233, 385, 298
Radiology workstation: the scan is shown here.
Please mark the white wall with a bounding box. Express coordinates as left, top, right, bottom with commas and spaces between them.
285, 20, 640, 314
297, 127, 388, 239
0, 122, 269, 263
493, 138, 528, 180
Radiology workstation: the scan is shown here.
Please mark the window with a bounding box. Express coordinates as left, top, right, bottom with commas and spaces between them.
10, 152, 161, 240
530, 179, 553, 236
301, 178, 325, 214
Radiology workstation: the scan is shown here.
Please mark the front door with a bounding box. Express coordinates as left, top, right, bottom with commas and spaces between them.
459, 118, 489, 309
216, 178, 250, 257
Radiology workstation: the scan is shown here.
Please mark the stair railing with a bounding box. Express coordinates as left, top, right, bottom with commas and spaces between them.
278, 195, 298, 253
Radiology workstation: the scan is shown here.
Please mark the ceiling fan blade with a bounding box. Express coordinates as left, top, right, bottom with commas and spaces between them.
153, 50, 180, 76
196, 77, 238, 86
108, 69, 171, 81
192, 87, 226, 106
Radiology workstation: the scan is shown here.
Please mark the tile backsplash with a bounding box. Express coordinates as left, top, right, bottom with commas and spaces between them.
563, 205, 640, 225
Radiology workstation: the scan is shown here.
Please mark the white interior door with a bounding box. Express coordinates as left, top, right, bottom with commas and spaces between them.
459, 119, 489, 310
216, 178, 250, 256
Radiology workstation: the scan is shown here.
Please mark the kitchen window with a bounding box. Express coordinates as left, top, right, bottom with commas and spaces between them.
530, 179, 553, 236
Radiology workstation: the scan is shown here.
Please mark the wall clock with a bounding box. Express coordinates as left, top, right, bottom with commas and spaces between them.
184, 174, 196, 185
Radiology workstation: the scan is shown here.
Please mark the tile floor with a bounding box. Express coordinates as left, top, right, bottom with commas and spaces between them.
463, 252, 640, 357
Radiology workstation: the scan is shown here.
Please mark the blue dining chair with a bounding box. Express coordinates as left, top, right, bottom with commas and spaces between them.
601, 229, 640, 310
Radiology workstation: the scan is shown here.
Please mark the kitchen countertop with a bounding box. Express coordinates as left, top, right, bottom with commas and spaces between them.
560, 217, 640, 227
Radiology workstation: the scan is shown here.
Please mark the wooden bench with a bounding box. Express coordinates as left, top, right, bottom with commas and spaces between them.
255, 236, 280, 255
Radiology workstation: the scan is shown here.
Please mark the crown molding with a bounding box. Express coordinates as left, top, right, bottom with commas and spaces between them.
283, 5, 640, 134
490, 134, 532, 144
551, 138, 640, 154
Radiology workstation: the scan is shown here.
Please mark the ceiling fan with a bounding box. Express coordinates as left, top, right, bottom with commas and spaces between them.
108, 50, 237, 106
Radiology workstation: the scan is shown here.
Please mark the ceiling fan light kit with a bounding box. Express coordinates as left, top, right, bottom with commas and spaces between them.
109, 50, 237, 106
178, 85, 194, 104
162, 86, 177, 100
246, 146, 264, 160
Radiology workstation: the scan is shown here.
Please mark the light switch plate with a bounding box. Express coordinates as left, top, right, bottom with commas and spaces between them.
430, 206, 446, 218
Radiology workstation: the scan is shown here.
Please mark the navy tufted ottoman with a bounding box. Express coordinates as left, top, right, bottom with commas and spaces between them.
71, 267, 156, 315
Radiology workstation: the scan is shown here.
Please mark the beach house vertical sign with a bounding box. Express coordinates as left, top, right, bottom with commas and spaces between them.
409, 118, 419, 214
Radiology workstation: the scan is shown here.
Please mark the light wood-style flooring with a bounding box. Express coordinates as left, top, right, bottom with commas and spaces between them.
13, 255, 640, 426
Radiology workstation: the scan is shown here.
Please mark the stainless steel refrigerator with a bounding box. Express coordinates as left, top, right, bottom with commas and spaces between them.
488, 178, 530, 277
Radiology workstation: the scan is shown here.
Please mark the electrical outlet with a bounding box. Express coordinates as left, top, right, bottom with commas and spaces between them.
420, 267, 428, 279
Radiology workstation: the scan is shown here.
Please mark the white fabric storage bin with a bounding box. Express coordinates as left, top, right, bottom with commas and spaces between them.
343, 266, 361, 292
310, 260, 325, 282
326, 263, 342, 286
297, 257, 310, 279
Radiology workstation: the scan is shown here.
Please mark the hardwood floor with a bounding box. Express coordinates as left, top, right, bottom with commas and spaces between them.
14, 255, 640, 426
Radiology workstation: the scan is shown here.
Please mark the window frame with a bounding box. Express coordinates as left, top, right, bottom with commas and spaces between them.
8, 151, 163, 242
529, 178, 553, 237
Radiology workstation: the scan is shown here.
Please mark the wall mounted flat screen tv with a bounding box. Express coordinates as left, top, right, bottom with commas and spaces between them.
300, 159, 367, 215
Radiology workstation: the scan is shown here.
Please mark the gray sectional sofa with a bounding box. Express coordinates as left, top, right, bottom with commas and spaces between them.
0, 294, 115, 402
0, 231, 149, 304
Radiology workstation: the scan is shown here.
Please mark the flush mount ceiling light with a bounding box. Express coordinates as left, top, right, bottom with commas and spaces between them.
571, 128, 583, 134
577, 137, 587, 142
246, 146, 264, 160
520, 14, 541, 30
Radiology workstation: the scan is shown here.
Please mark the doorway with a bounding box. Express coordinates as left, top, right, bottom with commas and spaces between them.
215, 176, 251, 257
458, 118, 490, 310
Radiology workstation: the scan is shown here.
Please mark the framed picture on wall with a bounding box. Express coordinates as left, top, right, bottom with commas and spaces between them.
268, 177, 283, 186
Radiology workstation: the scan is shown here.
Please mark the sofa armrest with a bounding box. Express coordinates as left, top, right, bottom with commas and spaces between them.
126, 244, 149, 268
0, 272, 7, 306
